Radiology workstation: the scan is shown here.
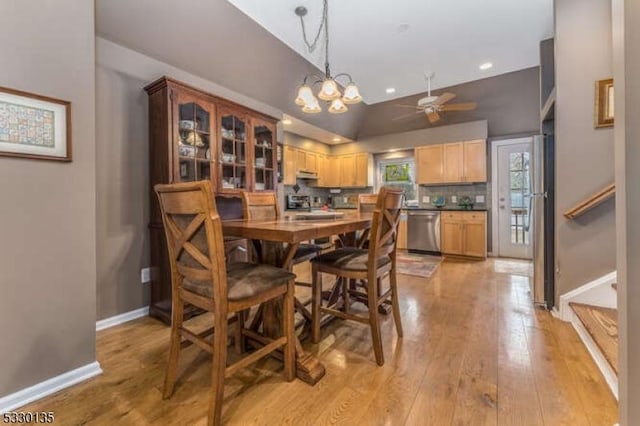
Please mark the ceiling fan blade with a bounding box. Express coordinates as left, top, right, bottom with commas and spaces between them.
394, 104, 422, 110
427, 110, 440, 123
432, 92, 456, 105
440, 102, 477, 111
392, 111, 423, 121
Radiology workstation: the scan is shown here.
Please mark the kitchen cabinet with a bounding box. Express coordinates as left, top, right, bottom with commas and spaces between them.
443, 142, 464, 183
355, 153, 373, 187
305, 151, 318, 173
397, 211, 408, 249
144, 76, 278, 323
316, 154, 327, 187
325, 155, 341, 187
416, 145, 444, 184
416, 140, 486, 184
340, 155, 357, 187
283, 145, 297, 185
440, 211, 486, 258
462, 139, 487, 182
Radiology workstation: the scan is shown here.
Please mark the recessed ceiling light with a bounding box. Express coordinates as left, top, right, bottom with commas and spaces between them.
332, 137, 341, 142
282, 119, 292, 125
396, 23, 410, 33
479, 62, 493, 71
386, 87, 396, 94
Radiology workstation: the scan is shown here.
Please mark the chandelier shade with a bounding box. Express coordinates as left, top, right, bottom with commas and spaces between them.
328, 98, 348, 114
342, 83, 363, 104
294, 0, 363, 114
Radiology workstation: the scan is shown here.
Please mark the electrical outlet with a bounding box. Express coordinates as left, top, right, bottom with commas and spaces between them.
422, 195, 430, 203
343, 197, 348, 203
141, 267, 151, 284
475, 195, 485, 203
451, 195, 457, 203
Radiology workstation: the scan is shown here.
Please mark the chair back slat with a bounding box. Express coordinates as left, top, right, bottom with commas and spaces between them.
358, 193, 378, 213
155, 181, 228, 309
367, 187, 404, 272
242, 192, 280, 220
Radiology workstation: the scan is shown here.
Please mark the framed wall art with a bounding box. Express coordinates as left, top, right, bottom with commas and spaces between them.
595, 78, 614, 128
0, 86, 71, 161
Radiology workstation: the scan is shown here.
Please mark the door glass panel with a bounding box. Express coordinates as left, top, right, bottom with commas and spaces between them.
253, 124, 274, 191
179, 101, 211, 182
220, 114, 248, 190
509, 151, 531, 244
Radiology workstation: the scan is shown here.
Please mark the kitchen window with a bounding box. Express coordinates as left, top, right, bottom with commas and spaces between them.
376, 158, 418, 203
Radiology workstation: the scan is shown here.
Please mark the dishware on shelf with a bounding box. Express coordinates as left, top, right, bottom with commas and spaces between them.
181, 131, 205, 147
205, 148, 211, 160
179, 144, 195, 157
255, 183, 265, 190
255, 157, 266, 167
179, 120, 196, 130
222, 153, 235, 163
221, 129, 234, 139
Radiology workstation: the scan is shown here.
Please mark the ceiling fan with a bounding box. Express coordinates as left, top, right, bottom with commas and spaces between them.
393, 73, 477, 123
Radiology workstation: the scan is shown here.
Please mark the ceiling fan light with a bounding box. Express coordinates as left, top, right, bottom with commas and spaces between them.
295, 85, 314, 106
328, 98, 348, 114
342, 83, 363, 104
302, 96, 322, 113
318, 79, 341, 101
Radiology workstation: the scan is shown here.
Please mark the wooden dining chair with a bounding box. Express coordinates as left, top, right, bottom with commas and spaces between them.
155, 181, 295, 426
241, 191, 320, 265
311, 187, 404, 365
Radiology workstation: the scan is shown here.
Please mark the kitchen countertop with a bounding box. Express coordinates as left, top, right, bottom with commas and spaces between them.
404, 207, 488, 212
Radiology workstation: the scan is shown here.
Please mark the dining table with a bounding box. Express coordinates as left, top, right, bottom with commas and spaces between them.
222, 212, 372, 385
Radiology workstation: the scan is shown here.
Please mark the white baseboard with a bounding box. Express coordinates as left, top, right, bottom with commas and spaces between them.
568, 310, 618, 400
96, 306, 149, 331
0, 362, 102, 413
558, 271, 617, 321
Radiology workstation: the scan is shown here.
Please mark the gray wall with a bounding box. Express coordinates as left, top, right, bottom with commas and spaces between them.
613, 0, 640, 422
554, 0, 616, 303
95, 0, 366, 140
357, 67, 540, 139
283, 132, 332, 155
332, 120, 488, 155
0, 0, 97, 396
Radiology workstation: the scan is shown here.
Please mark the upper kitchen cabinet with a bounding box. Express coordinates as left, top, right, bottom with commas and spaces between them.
462, 139, 487, 182
416, 144, 444, 184
416, 140, 486, 185
283, 145, 297, 185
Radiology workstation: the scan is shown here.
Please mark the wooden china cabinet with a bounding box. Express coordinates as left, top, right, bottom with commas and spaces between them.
144, 76, 278, 324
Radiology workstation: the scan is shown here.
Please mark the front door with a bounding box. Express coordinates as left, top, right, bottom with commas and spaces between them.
497, 142, 533, 259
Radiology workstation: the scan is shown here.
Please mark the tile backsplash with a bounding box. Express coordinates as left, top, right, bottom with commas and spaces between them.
419, 183, 490, 209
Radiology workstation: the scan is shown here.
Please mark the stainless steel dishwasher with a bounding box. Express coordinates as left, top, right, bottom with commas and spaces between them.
407, 210, 441, 254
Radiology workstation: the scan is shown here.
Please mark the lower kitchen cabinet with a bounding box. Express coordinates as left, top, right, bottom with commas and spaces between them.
397, 211, 408, 249
440, 211, 487, 258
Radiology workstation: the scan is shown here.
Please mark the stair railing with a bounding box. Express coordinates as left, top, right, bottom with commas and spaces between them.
563, 183, 615, 219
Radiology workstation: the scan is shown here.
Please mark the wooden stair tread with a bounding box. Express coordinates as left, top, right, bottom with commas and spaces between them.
569, 302, 618, 375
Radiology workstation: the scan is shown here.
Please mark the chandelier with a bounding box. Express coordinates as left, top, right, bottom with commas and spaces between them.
294, 0, 363, 114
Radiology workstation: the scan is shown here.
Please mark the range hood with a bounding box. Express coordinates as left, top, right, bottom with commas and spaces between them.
296, 170, 318, 179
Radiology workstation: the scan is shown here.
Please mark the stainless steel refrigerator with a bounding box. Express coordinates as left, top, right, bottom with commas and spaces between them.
530, 134, 555, 308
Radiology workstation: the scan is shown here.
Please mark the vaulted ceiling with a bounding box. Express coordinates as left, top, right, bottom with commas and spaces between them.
228, 0, 553, 103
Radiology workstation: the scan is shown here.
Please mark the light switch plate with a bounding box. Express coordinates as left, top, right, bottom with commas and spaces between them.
422, 195, 430, 203
451, 195, 457, 203
141, 267, 151, 284
475, 195, 485, 203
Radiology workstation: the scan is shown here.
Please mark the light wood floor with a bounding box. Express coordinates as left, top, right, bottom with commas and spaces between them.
23, 258, 617, 425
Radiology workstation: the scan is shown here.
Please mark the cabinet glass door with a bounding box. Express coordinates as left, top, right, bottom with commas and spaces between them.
252, 122, 275, 191
219, 112, 248, 191
177, 100, 212, 182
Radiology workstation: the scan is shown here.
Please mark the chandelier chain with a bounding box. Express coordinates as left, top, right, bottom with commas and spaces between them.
299, 0, 329, 61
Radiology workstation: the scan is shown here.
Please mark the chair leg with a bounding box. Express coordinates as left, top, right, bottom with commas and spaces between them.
390, 271, 404, 338
368, 278, 385, 366
234, 310, 246, 354
311, 264, 322, 344
163, 300, 183, 399
208, 314, 228, 426
283, 279, 296, 381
